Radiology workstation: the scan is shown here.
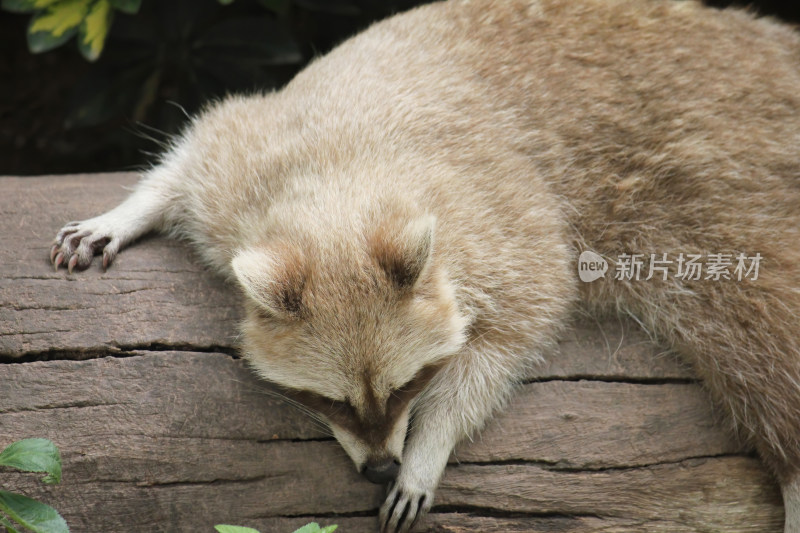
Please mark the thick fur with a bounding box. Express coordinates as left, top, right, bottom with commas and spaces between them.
51, 1, 800, 531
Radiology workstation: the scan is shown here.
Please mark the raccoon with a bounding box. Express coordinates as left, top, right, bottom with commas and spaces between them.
50, 0, 800, 531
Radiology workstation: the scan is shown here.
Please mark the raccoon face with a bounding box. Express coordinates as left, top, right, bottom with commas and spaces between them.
233, 214, 468, 481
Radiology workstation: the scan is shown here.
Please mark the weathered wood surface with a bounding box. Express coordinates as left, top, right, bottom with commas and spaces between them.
0, 173, 784, 532
0, 174, 239, 358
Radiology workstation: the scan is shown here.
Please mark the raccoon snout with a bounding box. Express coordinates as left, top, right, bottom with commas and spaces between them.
361, 458, 400, 484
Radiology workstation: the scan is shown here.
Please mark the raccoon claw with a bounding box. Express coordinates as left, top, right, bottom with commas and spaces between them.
51, 220, 117, 273
102, 250, 115, 270
379, 482, 432, 533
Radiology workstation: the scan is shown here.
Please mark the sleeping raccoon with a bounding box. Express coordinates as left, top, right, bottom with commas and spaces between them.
50, 0, 800, 531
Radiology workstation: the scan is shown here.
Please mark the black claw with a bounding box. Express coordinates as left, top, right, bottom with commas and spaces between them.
409, 496, 426, 530
396, 500, 411, 532
388, 492, 402, 519
383, 491, 401, 532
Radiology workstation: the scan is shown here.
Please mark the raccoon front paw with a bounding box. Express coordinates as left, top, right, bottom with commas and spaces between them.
51, 219, 121, 273
379, 480, 433, 533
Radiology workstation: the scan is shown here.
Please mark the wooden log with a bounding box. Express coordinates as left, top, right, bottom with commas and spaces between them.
436, 458, 783, 531
0, 352, 773, 531
455, 380, 741, 467
0, 174, 239, 357
232, 514, 755, 533
0, 352, 736, 469
0, 174, 783, 532
541, 318, 694, 380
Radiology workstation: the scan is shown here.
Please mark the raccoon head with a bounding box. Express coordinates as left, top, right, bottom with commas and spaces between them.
232, 213, 467, 483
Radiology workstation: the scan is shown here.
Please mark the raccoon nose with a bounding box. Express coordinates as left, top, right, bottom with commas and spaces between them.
361, 458, 400, 484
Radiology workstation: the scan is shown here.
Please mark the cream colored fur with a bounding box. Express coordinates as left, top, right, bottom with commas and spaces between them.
51, 1, 800, 531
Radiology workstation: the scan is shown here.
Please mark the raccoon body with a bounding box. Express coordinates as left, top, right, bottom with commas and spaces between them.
51, 1, 800, 531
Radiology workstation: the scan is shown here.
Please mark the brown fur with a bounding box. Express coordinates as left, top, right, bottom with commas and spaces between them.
51, 0, 800, 531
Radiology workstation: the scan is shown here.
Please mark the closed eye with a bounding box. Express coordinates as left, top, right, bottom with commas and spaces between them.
282, 388, 355, 422
280, 359, 450, 435
386, 358, 449, 417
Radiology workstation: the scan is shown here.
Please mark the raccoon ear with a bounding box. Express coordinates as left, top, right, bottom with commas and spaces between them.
231, 245, 306, 319
371, 215, 436, 291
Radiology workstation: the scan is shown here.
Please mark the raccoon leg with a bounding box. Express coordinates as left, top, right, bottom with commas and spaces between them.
611, 261, 800, 533
380, 344, 522, 533
672, 299, 800, 533
51, 167, 179, 272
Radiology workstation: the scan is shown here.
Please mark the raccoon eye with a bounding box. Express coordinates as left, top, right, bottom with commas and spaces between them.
386, 359, 448, 416
284, 388, 355, 421
326, 398, 354, 417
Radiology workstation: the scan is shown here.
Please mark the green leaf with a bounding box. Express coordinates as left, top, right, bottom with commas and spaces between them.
0, 514, 22, 533
1, 0, 59, 14
291, 524, 319, 533
0, 491, 68, 533
0, 439, 62, 484
78, 0, 112, 61
107, 0, 138, 13
291, 524, 338, 533
26, 0, 89, 54
214, 526, 261, 533
217, 0, 234, 4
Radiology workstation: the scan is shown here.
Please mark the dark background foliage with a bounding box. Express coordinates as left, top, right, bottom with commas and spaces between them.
1, 0, 798, 175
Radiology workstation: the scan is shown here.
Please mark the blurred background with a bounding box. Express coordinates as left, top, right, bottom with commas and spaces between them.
1, 0, 798, 176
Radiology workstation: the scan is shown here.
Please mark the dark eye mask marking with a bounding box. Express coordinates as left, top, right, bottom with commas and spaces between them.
282, 358, 450, 445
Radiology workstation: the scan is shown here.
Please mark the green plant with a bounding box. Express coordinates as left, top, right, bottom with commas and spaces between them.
0, 0, 142, 61
0, 0, 431, 175
0, 439, 68, 533
61, 0, 302, 133
215, 522, 337, 533
0, 0, 288, 62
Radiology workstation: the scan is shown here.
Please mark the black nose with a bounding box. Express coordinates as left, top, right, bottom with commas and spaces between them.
361, 458, 400, 484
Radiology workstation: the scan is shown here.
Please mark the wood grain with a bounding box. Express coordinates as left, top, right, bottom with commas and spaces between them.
0, 174, 239, 357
